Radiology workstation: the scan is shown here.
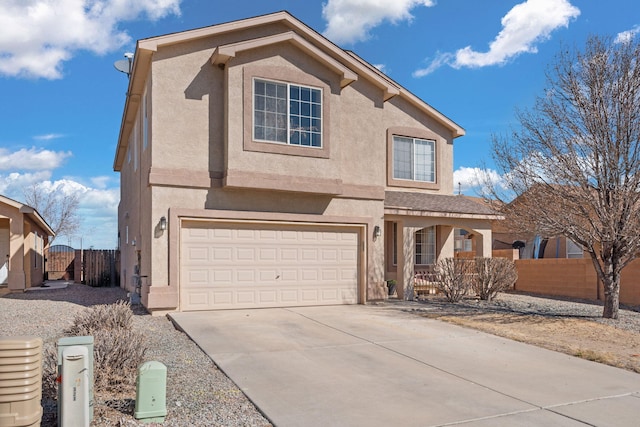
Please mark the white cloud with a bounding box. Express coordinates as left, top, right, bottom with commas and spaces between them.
33, 133, 65, 141
414, 0, 580, 77
90, 176, 112, 189
615, 25, 640, 44
322, 0, 435, 45
454, 166, 505, 195
373, 63, 387, 73
0, 0, 181, 79
0, 171, 53, 195
1, 174, 119, 248
65, 182, 120, 249
0, 147, 71, 170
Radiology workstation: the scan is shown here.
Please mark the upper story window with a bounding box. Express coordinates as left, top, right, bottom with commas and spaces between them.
387, 127, 441, 190
253, 79, 322, 148
393, 136, 435, 182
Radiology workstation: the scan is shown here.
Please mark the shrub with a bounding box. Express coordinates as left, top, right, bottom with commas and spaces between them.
472, 257, 518, 301
64, 301, 147, 394
41, 344, 58, 400
434, 258, 474, 302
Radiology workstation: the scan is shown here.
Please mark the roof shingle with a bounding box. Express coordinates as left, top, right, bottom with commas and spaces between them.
384, 191, 498, 216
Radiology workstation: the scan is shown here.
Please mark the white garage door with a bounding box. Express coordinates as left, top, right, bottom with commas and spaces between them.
180, 221, 360, 311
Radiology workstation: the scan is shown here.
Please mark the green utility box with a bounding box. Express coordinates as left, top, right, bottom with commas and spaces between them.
134, 361, 167, 423
57, 336, 94, 424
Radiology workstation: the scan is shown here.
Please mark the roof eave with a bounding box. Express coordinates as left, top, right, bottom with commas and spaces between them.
113, 45, 152, 171
384, 206, 502, 220
11, 203, 56, 237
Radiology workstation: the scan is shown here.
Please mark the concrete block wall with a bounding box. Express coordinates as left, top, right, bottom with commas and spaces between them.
513, 258, 640, 306
514, 258, 600, 301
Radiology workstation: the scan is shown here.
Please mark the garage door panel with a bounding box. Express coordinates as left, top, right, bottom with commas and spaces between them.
322, 269, 338, 280
281, 249, 298, 261
259, 248, 277, 260
237, 291, 256, 304
301, 289, 319, 301
301, 249, 318, 261
213, 291, 232, 304
213, 270, 232, 282
281, 269, 298, 281
188, 269, 209, 284
186, 228, 208, 239
180, 221, 360, 311
236, 229, 255, 239
187, 292, 209, 306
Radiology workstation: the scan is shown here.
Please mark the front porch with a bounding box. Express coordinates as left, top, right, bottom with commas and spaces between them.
383, 191, 501, 300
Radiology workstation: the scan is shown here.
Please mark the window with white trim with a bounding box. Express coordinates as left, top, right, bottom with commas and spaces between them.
253, 79, 322, 147
391, 223, 437, 266
393, 136, 435, 182
415, 227, 436, 265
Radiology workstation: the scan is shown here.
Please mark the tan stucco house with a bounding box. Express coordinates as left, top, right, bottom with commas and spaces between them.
0, 195, 54, 291
114, 11, 499, 313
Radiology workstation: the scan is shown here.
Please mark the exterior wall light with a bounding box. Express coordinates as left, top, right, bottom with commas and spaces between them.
373, 225, 382, 239
160, 216, 167, 231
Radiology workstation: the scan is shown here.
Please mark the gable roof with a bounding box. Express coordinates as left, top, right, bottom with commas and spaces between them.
384, 191, 502, 220
114, 11, 465, 170
0, 194, 55, 236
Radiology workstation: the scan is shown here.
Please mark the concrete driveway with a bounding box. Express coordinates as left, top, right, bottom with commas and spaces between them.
169, 304, 640, 427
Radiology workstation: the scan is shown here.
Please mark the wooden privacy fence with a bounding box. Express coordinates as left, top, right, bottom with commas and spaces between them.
44, 245, 75, 280
74, 249, 120, 287
46, 248, 120, 286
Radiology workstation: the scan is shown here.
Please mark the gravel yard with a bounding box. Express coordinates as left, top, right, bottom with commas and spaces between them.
1, 284, 639, 426
0, 284, 271, 427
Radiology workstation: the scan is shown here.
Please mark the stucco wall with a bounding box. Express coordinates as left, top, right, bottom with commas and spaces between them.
117, 19, 462, 311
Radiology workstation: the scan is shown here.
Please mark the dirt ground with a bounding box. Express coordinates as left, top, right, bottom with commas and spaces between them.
422, 310, 640, 373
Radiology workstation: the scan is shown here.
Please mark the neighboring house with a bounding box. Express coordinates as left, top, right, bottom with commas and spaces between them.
114, 11, 500, 313
489, 192, 585, 259
0, 195, 54, 290
493, 230, 584, 259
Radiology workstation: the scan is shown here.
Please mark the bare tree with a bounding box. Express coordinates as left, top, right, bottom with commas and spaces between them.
489, 35, 640, 319
23, 183, 80, 244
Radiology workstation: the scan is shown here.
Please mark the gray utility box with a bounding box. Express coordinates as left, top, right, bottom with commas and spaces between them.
60, 346, 90, 427
57, 336, 94, 424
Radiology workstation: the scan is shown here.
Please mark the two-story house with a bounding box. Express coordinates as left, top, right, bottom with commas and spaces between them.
114, 11, 499, 313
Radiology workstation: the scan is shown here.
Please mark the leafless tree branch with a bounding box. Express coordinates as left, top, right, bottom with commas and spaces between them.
23, 183, 81, 245
487, 35, 640, 319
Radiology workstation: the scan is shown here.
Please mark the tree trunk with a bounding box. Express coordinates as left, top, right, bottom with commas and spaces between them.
601, 271, 620, 319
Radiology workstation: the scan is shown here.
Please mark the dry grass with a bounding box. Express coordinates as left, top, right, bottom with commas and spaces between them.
425, 311, 640, 373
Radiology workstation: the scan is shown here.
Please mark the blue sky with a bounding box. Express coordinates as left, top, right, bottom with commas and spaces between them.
1, 0, 638, 248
